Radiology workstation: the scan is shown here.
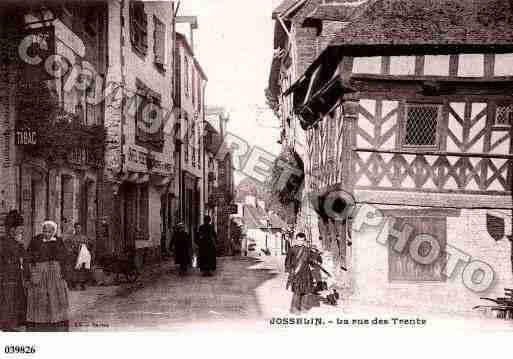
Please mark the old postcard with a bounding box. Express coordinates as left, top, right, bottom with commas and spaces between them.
0, 0, 512, 356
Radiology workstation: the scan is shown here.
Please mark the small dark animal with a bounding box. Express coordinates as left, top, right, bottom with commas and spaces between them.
326, 289, 340, 306
100, 253, 140, 284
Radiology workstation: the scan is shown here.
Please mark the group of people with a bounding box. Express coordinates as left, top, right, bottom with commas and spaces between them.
285, 232, 327, 314
171, 215, 217, 277
0, 210, 94, 332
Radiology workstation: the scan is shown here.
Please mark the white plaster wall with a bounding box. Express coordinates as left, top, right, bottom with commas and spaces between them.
350, 207, 513, 314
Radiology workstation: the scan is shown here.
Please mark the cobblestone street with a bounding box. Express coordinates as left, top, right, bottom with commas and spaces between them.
69, 255, 513, 333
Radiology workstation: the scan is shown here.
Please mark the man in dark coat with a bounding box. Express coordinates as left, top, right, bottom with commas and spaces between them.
197, 215, 217, 276
285, 232, 315, 314
0, 210, 26, 331
171, 223, 192, 276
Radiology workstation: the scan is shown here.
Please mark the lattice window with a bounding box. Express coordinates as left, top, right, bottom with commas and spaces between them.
403, 104, 440, 147
495, 104, 513, 126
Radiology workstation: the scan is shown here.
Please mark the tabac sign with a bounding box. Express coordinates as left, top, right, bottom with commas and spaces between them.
14, 128, 37, 146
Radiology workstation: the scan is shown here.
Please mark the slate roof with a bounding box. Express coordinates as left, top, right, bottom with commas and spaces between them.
330, 0, 513, 46
272, 0, 302, 19
176, 32, 208, 80
305, 1, 367, 21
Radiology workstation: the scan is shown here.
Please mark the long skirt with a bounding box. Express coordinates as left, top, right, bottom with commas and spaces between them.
198, 240, 216, 272
26, 261, 69, 328
0, 276, 26, 330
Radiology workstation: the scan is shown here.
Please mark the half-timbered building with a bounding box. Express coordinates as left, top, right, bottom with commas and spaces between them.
287, 0, 513, 312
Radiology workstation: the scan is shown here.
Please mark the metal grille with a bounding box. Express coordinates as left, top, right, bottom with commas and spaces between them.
496, 104, 513, 126
404, 104, 439, 146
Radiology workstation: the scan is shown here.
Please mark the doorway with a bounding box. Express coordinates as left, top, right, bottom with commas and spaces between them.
30, 169, 47, 242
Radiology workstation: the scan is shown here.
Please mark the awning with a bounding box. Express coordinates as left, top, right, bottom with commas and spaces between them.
296, 76, 348, 130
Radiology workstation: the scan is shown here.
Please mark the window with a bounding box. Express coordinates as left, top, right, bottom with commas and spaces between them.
130, 1, 148, 56
197, 77, 202, 111
84, 8, 98, 38
403, 103, 440, 147
153, 16, 166, 68
191, 122, 196, 166
388, 217, 447, 282
184, 56, 190, 97
495, 104, 513, 126
85, 82, 96, 125
192, 67, 196, 106
184, 113, 189, 162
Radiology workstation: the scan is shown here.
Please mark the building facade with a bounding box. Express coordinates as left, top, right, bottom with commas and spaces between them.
284, 0, 513, 313
206, 107, 235, 256
101, 0, 176, 265
174, 30, 207, 243
0, 2, 108, 248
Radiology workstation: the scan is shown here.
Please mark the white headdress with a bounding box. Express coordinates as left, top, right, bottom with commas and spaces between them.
42, 220, 58, 241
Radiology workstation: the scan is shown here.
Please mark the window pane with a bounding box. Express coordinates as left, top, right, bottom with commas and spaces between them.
404, 105, 438, 146
496, 104, 513, 126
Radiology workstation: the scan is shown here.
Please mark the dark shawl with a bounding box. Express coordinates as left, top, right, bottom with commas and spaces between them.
197, 224, 217, 271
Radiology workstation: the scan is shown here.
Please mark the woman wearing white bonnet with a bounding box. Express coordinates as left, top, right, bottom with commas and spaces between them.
25, 220, 71, 332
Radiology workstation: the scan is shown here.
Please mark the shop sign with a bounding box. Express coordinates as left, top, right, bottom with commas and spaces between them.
14, 128, 37, 146
66, 147, 102, 168
223, 204, 238, 215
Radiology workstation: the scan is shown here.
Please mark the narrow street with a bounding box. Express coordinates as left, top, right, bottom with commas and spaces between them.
71, 256, 288, 331
70, 256, 513, 333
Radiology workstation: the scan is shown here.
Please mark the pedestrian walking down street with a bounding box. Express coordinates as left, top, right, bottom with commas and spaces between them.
25, 221, 71, 332
65, 223, 94, 290
171, 223, 192, 276
285, 232, 315, 314
197, 215, 217, 277
0, 210, 27, 332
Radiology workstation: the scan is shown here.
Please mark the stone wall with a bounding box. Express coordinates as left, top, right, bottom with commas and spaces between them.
350, 206, 513, 314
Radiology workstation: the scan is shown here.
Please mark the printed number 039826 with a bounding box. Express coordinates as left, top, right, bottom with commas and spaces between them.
4, 346, 36, 354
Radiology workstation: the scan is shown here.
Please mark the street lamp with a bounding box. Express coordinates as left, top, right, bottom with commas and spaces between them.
265, 216, 271, 252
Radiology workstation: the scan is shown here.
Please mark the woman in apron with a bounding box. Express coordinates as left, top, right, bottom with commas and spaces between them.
25, 221, 71, 332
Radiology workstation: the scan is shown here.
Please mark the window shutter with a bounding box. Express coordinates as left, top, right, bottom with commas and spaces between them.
154, 17, 166, 65
141, 12, 148, 51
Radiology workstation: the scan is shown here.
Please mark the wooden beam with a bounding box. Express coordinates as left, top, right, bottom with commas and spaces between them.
355, 189, 513, 210
353, 147, 513, 160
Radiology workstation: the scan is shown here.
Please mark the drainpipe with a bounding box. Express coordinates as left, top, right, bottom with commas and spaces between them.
119, 0, 127, 182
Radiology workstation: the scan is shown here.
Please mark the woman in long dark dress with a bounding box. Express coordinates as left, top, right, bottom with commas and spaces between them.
0, 210, 26, 331
171, 223, 192, 275
25, 221, 71, 332
285, 232, 314, 314
66, 223, 94, 290
197, 215, 217, 276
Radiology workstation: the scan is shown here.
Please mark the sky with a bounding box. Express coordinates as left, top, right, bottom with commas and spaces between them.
176, 0, 284, 183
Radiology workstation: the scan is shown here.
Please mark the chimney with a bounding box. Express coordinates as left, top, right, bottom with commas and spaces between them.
176, 16, 198, 53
